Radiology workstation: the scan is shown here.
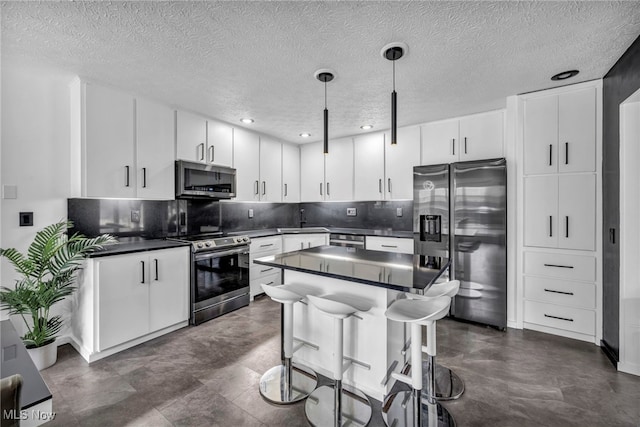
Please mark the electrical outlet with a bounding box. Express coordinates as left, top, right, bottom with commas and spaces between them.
19, 212, 33, 227
248, 209, 254, 218
131, 210, 140, 223
396, 207, 403, 217
347, 208, 357, 216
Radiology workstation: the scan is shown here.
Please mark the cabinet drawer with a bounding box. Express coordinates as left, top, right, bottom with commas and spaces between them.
251, 264, 280, 279
250, 236, 282, 254
524, 276, 595, 309
524, 300, 595, 336
250, 271, 281, 298
366, 236, 413, 254
524, 251, 595, 282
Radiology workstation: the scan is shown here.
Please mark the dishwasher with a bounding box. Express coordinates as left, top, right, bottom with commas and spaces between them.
329, 233, 366, 248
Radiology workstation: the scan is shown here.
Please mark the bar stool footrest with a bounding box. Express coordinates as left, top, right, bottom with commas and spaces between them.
382, 390, 456, 427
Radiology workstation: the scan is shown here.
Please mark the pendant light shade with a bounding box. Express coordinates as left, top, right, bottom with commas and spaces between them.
315, 69, 335, 154
381, 42, 408, 145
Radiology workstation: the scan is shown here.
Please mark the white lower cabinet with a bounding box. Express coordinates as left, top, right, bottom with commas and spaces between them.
522, 249, 597, 342
249, 236, 283, 300
365, 236, 413, 254
72, 247, 190, 362
282, 233, 328, 252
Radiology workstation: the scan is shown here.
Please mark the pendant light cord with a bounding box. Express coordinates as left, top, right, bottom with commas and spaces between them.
324, 81, 327, 109
393, 60, 396, 91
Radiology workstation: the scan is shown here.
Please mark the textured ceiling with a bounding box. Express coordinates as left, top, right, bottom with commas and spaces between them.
2, 1, 640, 144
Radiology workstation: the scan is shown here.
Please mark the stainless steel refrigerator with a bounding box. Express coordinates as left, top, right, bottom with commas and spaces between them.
414, 158, 507, 329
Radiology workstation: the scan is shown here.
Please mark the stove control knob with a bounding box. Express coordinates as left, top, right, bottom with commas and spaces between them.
196, 243, 204, 249
205, 241, 212, 247
243, 237, 249, 242
235, 237, 242, 243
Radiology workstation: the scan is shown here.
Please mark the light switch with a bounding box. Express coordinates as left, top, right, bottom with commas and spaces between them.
396, 208, 403, 217
248, 209, 254, 218
2, 185, 17, 199
346, 208, 357, 217
19, 212, 33, 227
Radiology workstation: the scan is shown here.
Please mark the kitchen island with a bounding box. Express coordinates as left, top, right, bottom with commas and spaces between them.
254, 245, 449, 400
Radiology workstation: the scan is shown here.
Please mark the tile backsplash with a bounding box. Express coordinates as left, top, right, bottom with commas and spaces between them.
68, 198, 413, 237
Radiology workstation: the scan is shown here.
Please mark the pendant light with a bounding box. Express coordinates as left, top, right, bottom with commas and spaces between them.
381, 42, 408, 145
314, 69, 335, 154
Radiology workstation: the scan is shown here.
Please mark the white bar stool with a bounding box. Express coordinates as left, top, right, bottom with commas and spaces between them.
305, 294, 373, 427
412, 280, 464, 401
259, 283, 319, 404
382, 295, 455, 427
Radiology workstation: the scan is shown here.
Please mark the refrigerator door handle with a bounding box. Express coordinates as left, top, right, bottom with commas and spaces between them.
549, 216, 553, 237
452, 138, 455, 155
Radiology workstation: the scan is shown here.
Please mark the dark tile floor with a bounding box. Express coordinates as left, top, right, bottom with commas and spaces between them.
41, 297, 640, 426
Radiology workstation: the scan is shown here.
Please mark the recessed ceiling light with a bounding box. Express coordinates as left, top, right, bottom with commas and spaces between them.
360, 125, 373, 130
551, 70, 579, 81
300, 133, 311, 138
240, 118, 254, 124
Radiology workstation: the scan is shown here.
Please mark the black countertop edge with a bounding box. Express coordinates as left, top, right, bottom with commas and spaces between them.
225, 227, 414, 239
253, 257, 413, 293
88, 239, 191, 258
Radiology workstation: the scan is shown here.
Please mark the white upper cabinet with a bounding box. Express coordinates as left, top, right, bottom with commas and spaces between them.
558, 88, 596, 173
259, 137, 283, 202
325, 137, 354, 201
84, 83, 136, 198
385, 126, 421, 199
524, 174, 595, 251
458, 110, 504, 161
207, 119, 233, 167
300, 141, 325, 202
354, 132, 385, 201
421, 119, 458, 165
282, 143, 300, 202
524, 87, 596, 175
136, 98, 175, 200
234, 127, 261, 201
175, 110, 208, 163
422, 111, 504, 166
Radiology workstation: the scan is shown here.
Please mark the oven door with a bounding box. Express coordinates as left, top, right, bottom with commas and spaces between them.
192, 246, 249, 312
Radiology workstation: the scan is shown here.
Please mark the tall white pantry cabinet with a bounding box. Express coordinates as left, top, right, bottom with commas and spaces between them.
518, 81, 602, 344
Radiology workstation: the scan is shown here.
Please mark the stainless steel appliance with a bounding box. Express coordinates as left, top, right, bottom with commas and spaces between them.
175, 159, 236, 199
329, 233, 365, 248
168, 233, 250, 325
414, 158, 507, 329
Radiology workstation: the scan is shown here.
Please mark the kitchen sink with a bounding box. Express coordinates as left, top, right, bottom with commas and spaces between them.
277, 227, 330, 233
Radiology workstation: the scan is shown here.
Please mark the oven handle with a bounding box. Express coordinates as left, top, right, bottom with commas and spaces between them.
194, 246, 249, 260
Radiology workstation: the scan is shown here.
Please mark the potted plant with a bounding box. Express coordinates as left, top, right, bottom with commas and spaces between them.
0, 220, 115, 370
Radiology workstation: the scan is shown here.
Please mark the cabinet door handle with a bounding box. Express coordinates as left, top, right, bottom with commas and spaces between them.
262, 181, 266, 195
565, 216, 569, 238
464, 137, 467, 154
388, 178, 392, 193
260, 268, 274, 273
452, 138, 455, 155
326, 182, 330, 196
284, 183, 288, 197
140, 260, 145, 284
154, 258, 159, 281
549, 144, 553, 166
543, 263, 574, 269
209, 145, 215, 163
565, 142, 568, 165
544, 314, 573, 322
198, 143, 205, 161
254, 180, 259, 195
320, 183, 323, 196
307, 242, 311, 248
544, 288, 574, 296
549, 216, 553, 237
142, 167, 147, 188
125, 166, 130, 187
379, 178, 382, 193
265, 281, 275, 286
300, 242, 303, 249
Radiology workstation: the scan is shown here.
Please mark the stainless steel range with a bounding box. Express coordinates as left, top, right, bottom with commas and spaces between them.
169, 233, 250, 325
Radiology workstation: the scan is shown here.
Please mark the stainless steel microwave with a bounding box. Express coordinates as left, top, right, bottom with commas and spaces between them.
175, 160, 236, 199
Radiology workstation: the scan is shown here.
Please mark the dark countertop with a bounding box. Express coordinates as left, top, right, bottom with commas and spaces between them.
1, 320, 52, 409
225, 227, 413, 239
253, 245, 450, 294
88, 238, 191, 258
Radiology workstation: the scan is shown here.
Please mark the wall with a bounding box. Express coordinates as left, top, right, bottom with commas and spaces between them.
602, 34, 640, 362
1, 62, 75, 330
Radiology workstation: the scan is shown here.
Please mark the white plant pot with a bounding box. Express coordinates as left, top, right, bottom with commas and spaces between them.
26, 341, 57, 371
